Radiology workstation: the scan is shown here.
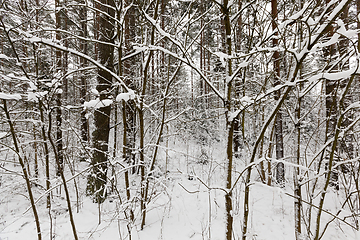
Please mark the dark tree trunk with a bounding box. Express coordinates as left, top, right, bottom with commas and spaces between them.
123, 1, 137, 173
79, 0, 89, 144
272, 0, 285, 187
323, 0, 339, 190
233, 0, 243, 160
55, 0, 63, 176
86, 0, 115, 203
221, 1, 234, 239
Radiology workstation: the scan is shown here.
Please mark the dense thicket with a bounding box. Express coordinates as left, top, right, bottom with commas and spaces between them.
1, 0, 360, 239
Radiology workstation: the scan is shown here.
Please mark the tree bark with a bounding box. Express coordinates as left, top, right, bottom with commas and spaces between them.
272, 0, 285, 187
86, 0, 115, 203
123, 0, 137, 173
79, 0, 89, 144
323, 0, 339, 190
221, 1, 234, 239
55, 0, 64, 177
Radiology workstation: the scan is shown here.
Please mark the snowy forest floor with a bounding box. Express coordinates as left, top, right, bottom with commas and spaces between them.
0, 140, 359, 240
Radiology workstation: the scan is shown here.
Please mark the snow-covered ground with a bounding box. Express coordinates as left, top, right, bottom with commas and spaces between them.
1, 140, 359, 240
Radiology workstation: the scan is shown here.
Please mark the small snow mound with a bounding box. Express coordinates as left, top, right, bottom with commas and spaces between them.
116, 90, 136, 102
84, 98, 113, 109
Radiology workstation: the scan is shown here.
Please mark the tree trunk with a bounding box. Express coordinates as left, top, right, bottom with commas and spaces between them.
221, 1, 234, 239
323, 0, 339, 190
140, 0, 160, 229
294, 84, 302, 239
272, 0, 285, 187
79, 0, 89, 145
39, 101, 51, 208
86, 0, 115, 203
294, 3, 303, 237
123, 0, 137, 173
233, 0, 243, 160
48, 111, 78, 240
55, 0, 63, 176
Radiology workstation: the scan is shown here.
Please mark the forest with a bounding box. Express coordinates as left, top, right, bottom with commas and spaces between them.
0, 0, 360, 239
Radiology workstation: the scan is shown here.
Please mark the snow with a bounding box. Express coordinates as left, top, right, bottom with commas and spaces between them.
91, 88, 99, 96
323, 68, 356, 80
0, 132, 7, 138
28, 81, 37, 91
0, 54, 9, 60
307, 17, 315, 26
289, 2, 310, 21
337, 19, 358, 38
84, 98, 113, 109
1, 0, 359, 239
0, 92, 22, 100
28, 36, 42, 43
0, 140, 359, 240
27, 91, 48, 102
310, 0, 350, 45
214, 51, 229, 68
115, 90, 136, 102
305, 67, 357, 85
319, 33, 340, 48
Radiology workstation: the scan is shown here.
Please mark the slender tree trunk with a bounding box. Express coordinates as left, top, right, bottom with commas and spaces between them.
272, 0, 285, 187
294, 88, 302, 239
122, 102, 134, 221
142, 65, 180, 229
294, 5, 303, 237
233, 0, 243, 160
221, 1, 234, 239
314, 74, 356, 239
323, 0, 339, 190
33, 125, 39, 178
55, 0, 63, 176
123, 0, 137, 173
140, 0, 160, 229
79, 0, 89, 144
39, 101, 51, 208
33, 0, 40, 179
48, 111, 78, 240
267, 124, 275, 186
111, 85, 118, 193
116, 3, 134, 221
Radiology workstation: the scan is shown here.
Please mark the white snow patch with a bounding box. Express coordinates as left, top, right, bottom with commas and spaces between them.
323, 68, 355, 80
240, 96, 254, 105
84, 98, 113, 109
0, 92, 22, 100
214, 51, 230, 68
28, 81, 37, 91
27, 91, 48, 102
229, 110, 241, 122
91, 88, 99, 95
0, 132, 8, 138
0, 53, 9, 60
116, 90, 136, 102
337, 19, 358, 39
